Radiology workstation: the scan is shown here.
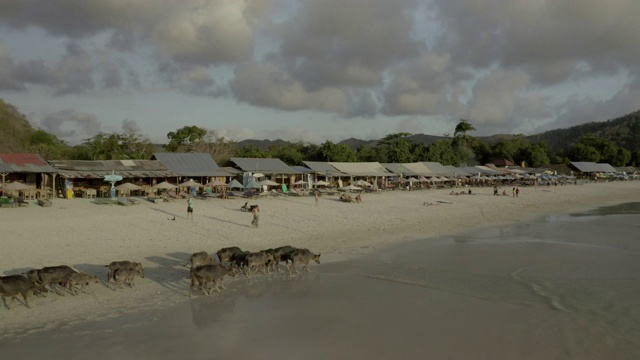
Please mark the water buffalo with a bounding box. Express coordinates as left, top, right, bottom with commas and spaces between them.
63, 272, 99, 295
0, 274, 37, 309
287, 249, 321, 275
105, 261, 144, 283
190, 264, 236, 296
184, 251, 216, 269
216, 246, 243, 265
30, 265, 77, 296
244, 251, 275, 276
114, 268, 144, 288
271, 245, 297, 272
231, 251, 251, 271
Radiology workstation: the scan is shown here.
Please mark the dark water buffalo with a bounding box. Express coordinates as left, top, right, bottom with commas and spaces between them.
63, 272, 99, 295
271, 246, 297, 272
0, 274, 37, 309
190, 264, 236, 296
105, 261, 144, 283
287, 249, 321, 275
231, 251, 251, 271
184, 251, 216, 269
244, 251, 275, 276
216, 246, 243, 265
29, 265, 77, 296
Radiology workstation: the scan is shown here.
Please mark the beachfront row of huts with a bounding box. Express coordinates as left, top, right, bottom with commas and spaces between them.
0, 152, 636, 200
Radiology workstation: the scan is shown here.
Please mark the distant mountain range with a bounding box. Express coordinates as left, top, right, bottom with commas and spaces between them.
237, 109, 640, 152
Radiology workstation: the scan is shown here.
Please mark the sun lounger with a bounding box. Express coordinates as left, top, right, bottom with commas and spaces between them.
117, 197, 133, 206
37, 199, 52, 207
0, 197, 15, 208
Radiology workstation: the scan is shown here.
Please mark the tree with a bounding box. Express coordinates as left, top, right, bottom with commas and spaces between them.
567, 143, 600, 162
165, 125, 208, 152
233, 144, 268, 159
28, 130, 68, 160
190, 130, 236, 164
267, 144, 305, 165
356, 144, 381, 162
378, 133, 414, 163
452, 119, 477, 165
424, 140, 458, 165
319, 141, 357, 162
72, 132, 154, 160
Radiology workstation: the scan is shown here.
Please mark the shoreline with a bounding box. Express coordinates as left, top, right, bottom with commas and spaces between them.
1, 181, 639, 339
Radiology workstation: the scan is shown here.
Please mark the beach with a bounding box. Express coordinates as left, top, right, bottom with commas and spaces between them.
1, 181, 639, 356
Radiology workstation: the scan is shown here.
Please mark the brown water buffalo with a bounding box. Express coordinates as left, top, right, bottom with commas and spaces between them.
231, 251, 251, 271
0, 274, 37, 309
287, 249, 321, 275
244, 251, 275, 276
31, 265, 77, 296
184, 251, 216, 269
114, 268, 143, 288
63, 272, 99, 295
105, 261, 144, 283
216, 246, 243, 265
189, 264, 236, 296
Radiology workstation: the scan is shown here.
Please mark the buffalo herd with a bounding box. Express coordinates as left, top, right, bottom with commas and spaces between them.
1, 246, 320, 309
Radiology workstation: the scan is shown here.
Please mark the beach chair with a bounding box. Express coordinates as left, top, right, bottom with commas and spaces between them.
0, 197, 15, 208
15, 196, 29, 207
117, 197, 133, 206
166, 190, 179, 200
37, 199, 52, 207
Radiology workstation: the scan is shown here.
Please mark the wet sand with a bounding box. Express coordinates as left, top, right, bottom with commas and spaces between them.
2, 202, 639, 359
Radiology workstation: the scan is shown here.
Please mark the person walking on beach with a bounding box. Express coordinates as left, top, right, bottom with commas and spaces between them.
512, 187, 516, 197
515, 187, 520, 197
187, 197, 194, 220
314, 191, 319, 206
251, 205, 260, 228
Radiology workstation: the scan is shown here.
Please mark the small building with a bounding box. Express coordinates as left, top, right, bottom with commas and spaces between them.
0, 153, 58, 198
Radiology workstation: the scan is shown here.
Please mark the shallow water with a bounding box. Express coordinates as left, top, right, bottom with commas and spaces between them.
2, 203, 640, 359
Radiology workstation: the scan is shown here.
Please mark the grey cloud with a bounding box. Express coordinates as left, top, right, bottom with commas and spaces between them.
0, 1, 264, 66
276, 0, 422, 90
431, 0, 640, 85
121, 119, 142, 133
40, 109, 102, 141
231, 60, 350, 113
464, 69, 551, 134
543, 76, 640, 132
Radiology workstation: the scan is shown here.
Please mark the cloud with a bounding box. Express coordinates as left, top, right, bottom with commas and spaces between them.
40, 109, 102, 142
121, 119, 142, 133
0, 0, 266, 66
431, 0, 640, 85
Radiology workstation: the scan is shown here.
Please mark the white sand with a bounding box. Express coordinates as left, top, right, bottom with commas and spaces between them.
1, 181, 638, 336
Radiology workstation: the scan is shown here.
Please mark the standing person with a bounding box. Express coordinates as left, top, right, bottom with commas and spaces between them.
515, 187, 520, 197
251, 205, 260, 228
512, 187, 516, 197
187, 197, 194, 220
314, 191, 319, 206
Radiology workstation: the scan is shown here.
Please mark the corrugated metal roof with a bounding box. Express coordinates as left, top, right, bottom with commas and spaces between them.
55, 170, 175, 179
302, 161, 347, 176
571, 162, 617, 173
328, 162, 395, 176
229, 157, 299, 174
290, 165, 312, 173
382, 162, 439, 176
49, 159, 169, 171
0, 153, 57, 173
152, 153, 231, 177
420, 162, 451, 175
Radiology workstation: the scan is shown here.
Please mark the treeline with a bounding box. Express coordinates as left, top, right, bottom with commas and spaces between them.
1, 99, 639, 167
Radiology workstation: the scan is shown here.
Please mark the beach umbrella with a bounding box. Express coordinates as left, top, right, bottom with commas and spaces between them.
2, 182, 35, 191
313, 180, 329, 186
341, 184, 362, 191
293, 180, 306, 185
179, 179, 203, 188
252, 173, 265, 178
418, 176, 429, 182
258, 179, 279, 186
245, 178, 262, 189
152, 181, 177, 189
115, 182, 143, 191
204, 179, 227, 187
227, 179, 244, 189
355, 179, 371, 187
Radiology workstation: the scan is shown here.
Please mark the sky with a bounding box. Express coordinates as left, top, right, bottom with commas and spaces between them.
1, 0, 639, 145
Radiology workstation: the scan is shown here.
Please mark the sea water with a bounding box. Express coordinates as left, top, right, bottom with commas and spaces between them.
2, 203, 640, 359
